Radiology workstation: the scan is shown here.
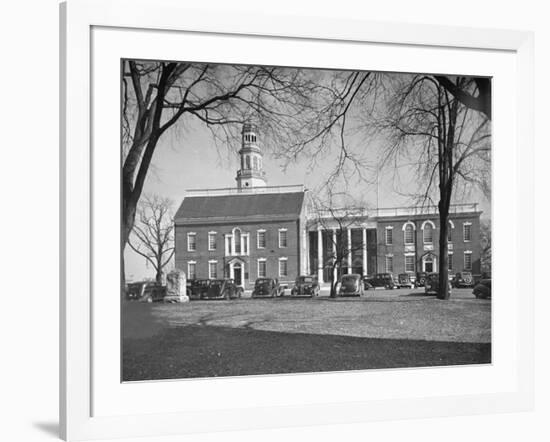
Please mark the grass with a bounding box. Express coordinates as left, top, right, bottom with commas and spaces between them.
122, 289, 491, 381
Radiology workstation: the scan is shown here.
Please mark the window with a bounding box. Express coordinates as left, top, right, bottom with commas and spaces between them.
404, 223, 414, 245
405, 255, 415, 273
385, 255, 394, 273
464, 252, 472, 271
208, 261, 217, 279
225, 235, 232, 255
253, 156, 258, 170
246, 155, 251, 169
187, 233, 196, 252
385, 226, 393, 245
187, 262, 196, 280
234, 228, 242, 254
208, 232, 217, 251
257, 230, 266, 249
279, 258, 288, 277
448, 220, 454, 242
448, 253, 453, 271
463, 223, 472, 242
258, 259, 267, 278
423, 221, 434, 244
279, 229, 288, 248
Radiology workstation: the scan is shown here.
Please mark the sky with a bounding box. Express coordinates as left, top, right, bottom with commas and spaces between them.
123, 69, 492, 282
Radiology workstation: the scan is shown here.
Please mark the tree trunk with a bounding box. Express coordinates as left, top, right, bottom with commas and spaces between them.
437, 203, 450, 300
329, 265, 336, 298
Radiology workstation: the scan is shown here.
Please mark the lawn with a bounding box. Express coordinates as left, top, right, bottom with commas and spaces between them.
122, 289, 491, 381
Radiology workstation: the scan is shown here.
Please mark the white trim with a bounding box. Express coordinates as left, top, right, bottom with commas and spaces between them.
208, 260, 218, 279
403, 222, 415, 245
463, 222, 472, 242
256, 229, 266, 249
187, 261, 197, 280
278, 228, 288, 248
257, 258, 267, 278
421, 220, 436, 230
384, 225, 393, 245
208, 232, 217, 251
186, 232, 197, 252
448, 220, 455, 229
278, 257, 289, 278
422, 221, 434, 244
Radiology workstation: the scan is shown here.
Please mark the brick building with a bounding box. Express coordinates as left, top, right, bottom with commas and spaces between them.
174, 123, 482, 287
307, 205, 482, 282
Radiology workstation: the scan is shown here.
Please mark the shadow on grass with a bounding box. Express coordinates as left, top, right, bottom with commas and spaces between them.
123, 325, 491, 382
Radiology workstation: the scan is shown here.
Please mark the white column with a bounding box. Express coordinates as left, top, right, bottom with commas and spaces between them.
362, 227, 368, 276
317, 228, 324, 282
347, 228, 352, 274
332, 229, 337, 282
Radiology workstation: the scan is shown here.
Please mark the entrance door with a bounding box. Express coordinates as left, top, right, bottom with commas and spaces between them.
423, 255, 435, 273
233, 265, 242, 286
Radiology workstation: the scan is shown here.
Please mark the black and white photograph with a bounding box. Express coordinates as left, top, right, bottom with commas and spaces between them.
121, 59, 492, 382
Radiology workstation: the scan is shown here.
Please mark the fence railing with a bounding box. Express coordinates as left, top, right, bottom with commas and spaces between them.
185, 184, 305, 197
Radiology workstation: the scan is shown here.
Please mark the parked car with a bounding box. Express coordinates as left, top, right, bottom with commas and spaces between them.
126, 281, 166, 303
203, 279, 243, 300
290, 275, 320, 297
186, 279, 211, 300
338, 274, 364, 296
424, 273, 452, 296
473, 272, 491, 299
364, 273, 397, 290
252, 278, 284, 298
451, 271, 475, 288
397, 273, 416, 289
415, 272, 428, 287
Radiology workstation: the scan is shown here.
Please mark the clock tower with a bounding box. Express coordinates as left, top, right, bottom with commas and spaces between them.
235, 122, 267, 190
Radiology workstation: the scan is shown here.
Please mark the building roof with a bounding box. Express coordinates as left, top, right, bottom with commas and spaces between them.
175, 191, 305, 224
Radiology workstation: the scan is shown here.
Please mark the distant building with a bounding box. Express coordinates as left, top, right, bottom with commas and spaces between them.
174, 123, 482, 288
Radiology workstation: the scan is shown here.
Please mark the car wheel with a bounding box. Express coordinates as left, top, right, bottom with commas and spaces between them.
145, 296, 153, 303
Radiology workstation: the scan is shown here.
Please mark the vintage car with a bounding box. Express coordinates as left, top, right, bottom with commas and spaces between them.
364, 273, 397, 290
397, 273, 416, 289
472, 272, 492, 299
338, 274, 364, 297
424, 273, 452, 296
415, 272, 428, 287
186, 279, 211, 300
126, 281, 166, 303
290, 275, 320, 297
203, 279, 243, 300
251, 278, 284, 298
451, 271, 475, 288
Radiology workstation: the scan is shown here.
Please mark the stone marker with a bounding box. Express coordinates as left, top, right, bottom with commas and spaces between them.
164, 269, 189, 303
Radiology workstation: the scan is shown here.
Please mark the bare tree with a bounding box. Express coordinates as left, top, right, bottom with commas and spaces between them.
434, 76, 491, 120
378, 75, 490, 299
121, 60, 319, 283
310, 192, 368, 297
128, 194, 175, 284
279, 72, 490, 300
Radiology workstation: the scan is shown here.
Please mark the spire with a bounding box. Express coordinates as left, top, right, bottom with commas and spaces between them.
235, 122, 267, 190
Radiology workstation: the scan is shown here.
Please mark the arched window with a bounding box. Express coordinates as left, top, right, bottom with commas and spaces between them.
422, 220, 435, 244
402, 221, 415, 245
245, 155, 251, 169
448, 220, 455, 242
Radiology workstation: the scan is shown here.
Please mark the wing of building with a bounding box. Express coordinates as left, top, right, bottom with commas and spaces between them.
175, 187, 308, 288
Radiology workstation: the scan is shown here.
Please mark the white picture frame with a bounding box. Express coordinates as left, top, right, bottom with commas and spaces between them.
60, 0, 534, 440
